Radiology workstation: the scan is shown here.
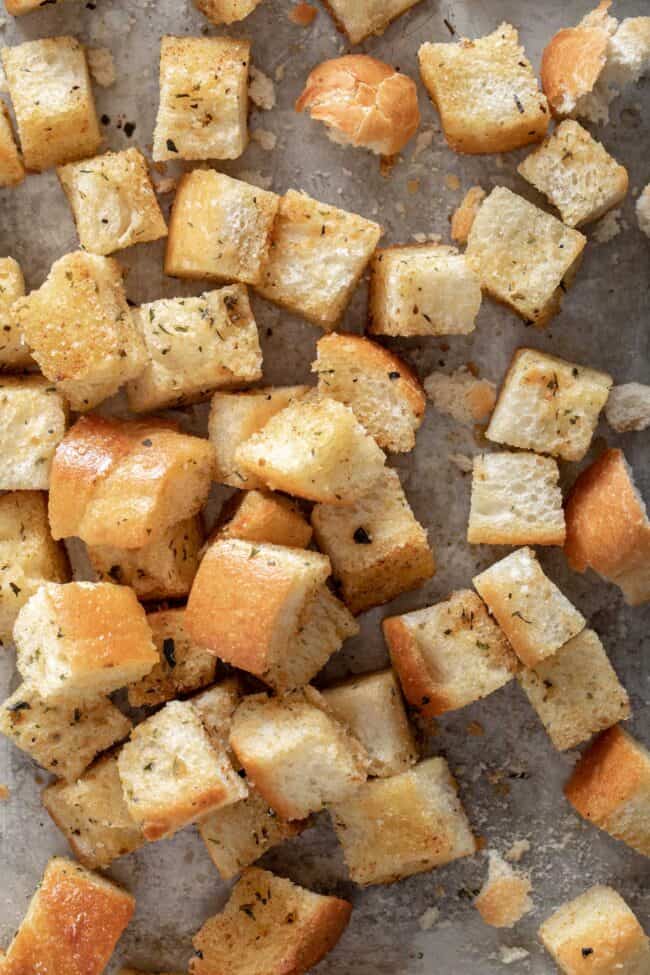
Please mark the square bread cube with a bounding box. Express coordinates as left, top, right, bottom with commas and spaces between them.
519, 629, 630, 751
466, 187, 587, 326
486, 348, 612, 462
474, 851, 532, 929
0, 102, 24, 186
229, 689, 369, 819
383, 590, 518, 718
368, 244, 482, 337
1, 37, 101, 172
0, 377, 67, 490
14, 581, 158, 701
13, 251, 147, 411
190, 867, 352, 975
153, 36, 250, 162
255, 189, 382, 329
118, 699, 247, 841
126, 285, 262, 412
323, 0, 423, 45
539, 885, 650, 975
311, 467, 435, 615
330, 758, 476, 885
0, 256, 31, 370
473, 547, 585, 667
468, 452, 566, 546
214, 490, 312, 549
57, 148, 167, 256
165, 170, 280, 285
418, 24, 549, 154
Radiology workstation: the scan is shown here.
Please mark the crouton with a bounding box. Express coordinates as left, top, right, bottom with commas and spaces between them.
311, 467, 435, 614
418, 24, 549, 154
5, 0, 63, 12
42, 754, 144, 869
0, 257, 31, 370
369, 244, 482, 337
193, 0, 262, 25
214, 490, 312, 549
121, 971, 182, 975
0, 378, 67, 490
48, 414, 215, 549
12, 251, 146, 411
468, 452, 566, 546
165, 170, 280, 285
606, 383, 650, 433
236, 395, 386, 505
475, 851, 532, 929
564, 448, 650, 605
117, 699, 247, 841
0, 102, 24, 186
312, 333, 425, 453
450, 186, 486, 244
153, 36, 250, 162
190, 867, 351, 975
539, 884, 650, 974
14, 581, 158, 701
637, 184, 650, 237
383, 589, 518, 718
322, 0, 423, 45
473, 547, 585, 668
191, 678, 243, 750
331, 757, 475, 885
255, 189, 382, 329
1, 37, 101, 172
0, 491, 69, 640
424, 367, 496, 426
1, 858, 134, 975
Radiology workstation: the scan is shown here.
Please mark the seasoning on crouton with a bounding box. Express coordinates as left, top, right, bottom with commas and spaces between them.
193, 0, 262, 25
321, 0, 423, 46
0, 257, 31, 371
213, 490, 312, 549
0, 102, 24, 186
311, 468, 435, 614
475, 851, 532, 928
606, 383, 650, 433
383, 590, 518, 718
451, 186, 486, 244
0, 378, 67, 491
1, 37, 101, 172
424, 367, 496, 426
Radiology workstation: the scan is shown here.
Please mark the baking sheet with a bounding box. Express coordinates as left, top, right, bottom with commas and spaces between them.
0, 0, 649, 971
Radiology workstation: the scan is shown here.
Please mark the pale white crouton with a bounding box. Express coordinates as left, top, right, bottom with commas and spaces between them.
475, 851, 532, 928
0, 377, 67, 490
605, 382, 650, 432
0, 101, 24, 186
323, 0, 423, 46
214, 490, 312, 549
424, 367, 496, 426
193, 0, 263, 25
0, 256, 30, 370
637, 184, 650, 237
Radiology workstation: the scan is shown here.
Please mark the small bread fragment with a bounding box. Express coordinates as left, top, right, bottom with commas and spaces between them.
474, 851, 532, 928
424, 367, 496, 426
214, 490, 312, 549
451, 186, 486, 244
637, 184, 650, 237
0, 256, 30, 370
0, 102, 24, 186
193, 0, 262, 25
605, 383, 650, 433
0, 377, 67, 490
191, 678, 243, 751
322, 0, 423, 46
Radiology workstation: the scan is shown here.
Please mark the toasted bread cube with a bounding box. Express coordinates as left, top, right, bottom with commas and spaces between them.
312, 333, 425, 453
606, 383, 650, 433
368, 244, 482, 337
539, 885, 650, 975
473, 547, 585, 667
194, 0, 262, 25
118, 699, 247, 841
0, 491, 69, 640
0, 102, 24, 186
468, 452, 566, 546
311, 468, 435, 614
424, 367, 496, 426
236, 395, 386, 505
475, 851, 532, 929
1, 858, 134, 975
165, 171, 280, 285
255, 189, 382, 329
13, 251, 146, 411
121, 971, 183, 975
323, 0, 422, 45
153, 36, 250, 162
321, 669, 417, 777
229, 689, 369, 819
14, 581, 158, 701
49, 415, 216, 549
383, 590, 518, 718
0, 256, 31, 370
126, 285, 262, 413
190, 867, 352, 975
0, 377, 67, 490
1, 37, 101, 172
214, 490, 312, 549
331, 757, 475, 885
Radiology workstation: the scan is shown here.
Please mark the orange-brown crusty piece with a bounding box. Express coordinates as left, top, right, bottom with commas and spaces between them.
541, 1, 613, 118
212, 490, 312, 549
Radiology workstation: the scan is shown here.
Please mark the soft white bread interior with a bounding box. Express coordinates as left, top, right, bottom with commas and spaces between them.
0, 256, 30, 369
0, 377, 67, 491
605, 382, 650, 432
474, 851, 532, 929
424, 367, 496, 426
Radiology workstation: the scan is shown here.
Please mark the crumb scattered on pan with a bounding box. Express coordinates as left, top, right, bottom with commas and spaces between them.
0, 785, 9, 801
251, 128, 277, 151
418, 906, 440, 930
445, 173, 461, 191
451, 186, 486, 244
407, 178, 420, 194
592, 209, 624, 243
237, 169, 273, 189
412, 232, 441, 244
87, 47, 116, 87
154, 177, 177, 195
499, 946, 529, 965
505, 839, 530, 863
289, 2, 316, 25
412, 128, 434, 159
449, 453, 474, 473
249, 66, 276, 110
467, 721, 484, 736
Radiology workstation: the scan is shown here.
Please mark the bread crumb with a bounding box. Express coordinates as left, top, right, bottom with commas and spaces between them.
467, 721, 484, 736
251, 128, 277, 151
407, 178, 420, 194
505, 839, 530, 863
499, 946, 529, 965
87, 47, 116, 88
289, 2, 316, 25
451, 186, 486, 244
412, 128, 434, 159
449, 453, 473, 473
154, 176, 177, 195
445, 173, 461, 191
636, 185, 650, 238
275, 62, 287, 82
0, 785, 9, 800
425, 367, 496, 426
592, 209, 624, 243
237, 169, 273, 190
411, 232, 441, 244
418, 906, 440, 930
249, 66, 276, 110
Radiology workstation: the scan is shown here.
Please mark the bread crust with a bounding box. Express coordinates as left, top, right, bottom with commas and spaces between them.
213, 490, 313, 549
541, 2, 612, 117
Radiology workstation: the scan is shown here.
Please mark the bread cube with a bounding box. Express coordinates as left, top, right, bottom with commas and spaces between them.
539, 885, 650, 975
323, 0, 423, 45
0, 102, 24, 186
121, 971, 182, 975
14, 581, 158, 701
1, 37, 101, 172
0, 256, 31, 370
190, 867, 352, 975
606, 383, 650, 433
473, 547, 585, 667
311, 467, 435, 614
331, 757, 475, 885
236, 395, 386, 505
468, 452, 566, 546
0, 377, 67, 490
229, 689, 369, 819
466, 187, 586, 327
475, 851, 532, 928
194, 0, 262, 25
13, 251, 146, 411
369, 244, 482, 337
0, 491, 69, 640
43, 754, 144, 869
486, 348, 612, 462
418, 24, 549, 154
0, 683, 131, 781
255, 189, 382, 329
48, 414, 216, 549
383, 590, 518, 718
214, 490, 312, 549
312, 333, 426, 453
424, 367, 496, 426
165, 170, 280, 285
126, 285, 262, 413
